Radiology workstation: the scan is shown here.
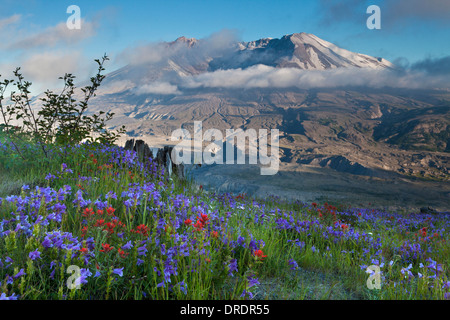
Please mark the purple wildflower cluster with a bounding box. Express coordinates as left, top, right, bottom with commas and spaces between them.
0, 143, 269, 299
0, 140, 448, 300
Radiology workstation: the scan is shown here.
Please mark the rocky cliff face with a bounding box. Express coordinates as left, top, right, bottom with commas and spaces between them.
123, 139, 185, 179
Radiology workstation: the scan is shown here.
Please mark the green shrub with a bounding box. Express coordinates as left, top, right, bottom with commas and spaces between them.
0, 54, 125, 161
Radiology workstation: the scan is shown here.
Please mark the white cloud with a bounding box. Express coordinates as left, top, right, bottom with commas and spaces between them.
0, 14, 21, 30
99, 80, 135, 94
10, 20, 97, 49
22, 51, 84, 81
117, 42, 170, 65
13, 51, 95, 95
180, 64, 450, 90
0, 51, 91, 96
134, 82, 181, 95
0, 17, 103, 96
117, 29, 240, 66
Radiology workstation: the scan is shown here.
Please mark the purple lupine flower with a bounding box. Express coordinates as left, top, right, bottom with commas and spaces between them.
42, 237, 53, 248
240, 289, 254, 299
122, 241, 133, 250
237, 236, 245, 247
0, 293, 18, 300
442, 281, 450, 289
247, 276, 260, 289
94, 199, 108, 210
248, 239, 258, 251
288, 259, 299, 270
178, 281, 188, 295
28, 249, 41, 261
13, 269, 26, 279
106, 191, 118, 200
79, 268, 92, 284
227, 258, 238, 276
123, 199, 134, 208
113, 267, 124, 277
426, 258, 443, 272
401, 264, 414, 278
45, 173, 56, 181
137, 245, 148, 256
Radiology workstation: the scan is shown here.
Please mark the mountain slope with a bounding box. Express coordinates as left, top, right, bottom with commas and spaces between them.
211, 33, 394, 71
30, 32, 449, 181
99, 32, 394, 92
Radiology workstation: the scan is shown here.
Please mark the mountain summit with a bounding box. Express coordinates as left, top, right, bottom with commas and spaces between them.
61, 32, 448, 188
171, 36, 198, 47
103, 32, 395, 90
210, 32, 394, 71
112, 32, 394, 82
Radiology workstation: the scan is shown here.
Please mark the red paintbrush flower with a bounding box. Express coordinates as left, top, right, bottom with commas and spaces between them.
254, 249, 267, 260
94, 219, 105, 227
100, 243, 114, 252
198, 213, 209, 224
193, 220, 204, 231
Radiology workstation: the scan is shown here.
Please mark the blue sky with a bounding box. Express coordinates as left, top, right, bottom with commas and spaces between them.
0, 0, 449, 93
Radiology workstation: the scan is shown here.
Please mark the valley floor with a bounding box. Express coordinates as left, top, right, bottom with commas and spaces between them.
190, 162, 450, 213
116, 135, 449, 213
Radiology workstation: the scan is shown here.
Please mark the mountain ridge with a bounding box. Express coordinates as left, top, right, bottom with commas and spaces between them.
29, 32, 449, 184
148, 32, 395, 74
226, 32, 394, 70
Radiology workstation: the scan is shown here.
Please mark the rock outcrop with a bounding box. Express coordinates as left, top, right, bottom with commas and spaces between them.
124, 139, 185, 179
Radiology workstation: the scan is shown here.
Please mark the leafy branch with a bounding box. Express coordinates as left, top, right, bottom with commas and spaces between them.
0, 54, 126, 161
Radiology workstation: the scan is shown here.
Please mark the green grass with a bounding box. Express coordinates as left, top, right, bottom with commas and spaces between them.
0, 132, 449, 300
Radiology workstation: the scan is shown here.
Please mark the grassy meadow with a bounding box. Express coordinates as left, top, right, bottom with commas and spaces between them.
0, 131, 449, 300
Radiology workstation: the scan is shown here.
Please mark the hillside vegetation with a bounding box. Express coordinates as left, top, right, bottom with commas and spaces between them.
0, 131, 449, 300
0, 57, 448, 300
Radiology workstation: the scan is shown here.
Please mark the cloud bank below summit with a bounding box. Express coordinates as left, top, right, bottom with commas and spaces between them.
115, 31, 450, 95
129, 65, 450, 95
179, 64, 450, 91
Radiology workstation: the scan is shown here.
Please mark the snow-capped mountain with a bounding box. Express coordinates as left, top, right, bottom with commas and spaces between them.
102, 32, 394, 90
211, 32, 394, 71
25, 32, 448, 188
